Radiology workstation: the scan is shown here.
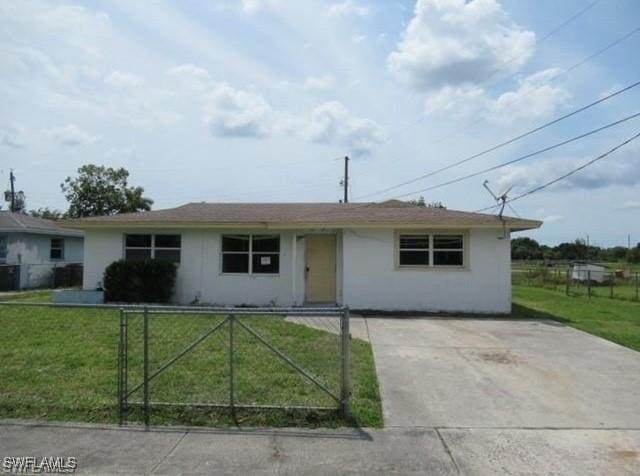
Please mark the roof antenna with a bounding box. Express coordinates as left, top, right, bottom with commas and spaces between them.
483, 180, 512, 240
483, 180, 512, 219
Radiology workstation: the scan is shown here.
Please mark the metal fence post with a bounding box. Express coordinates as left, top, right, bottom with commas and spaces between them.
340, 307, 351, 419
228, 314, 235, 418
610, 272, 614, 299
123, 310, 128, 424
117, 309, 123, 425
635, 272, 639, 301
587, 270, 591, 298
143, 306, 150, 428
565, 267, 570, 296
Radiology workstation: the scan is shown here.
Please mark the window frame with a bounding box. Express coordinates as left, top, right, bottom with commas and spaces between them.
123, 234, 181, 264
50, 237, 65, 261
220, 234, 280, 276
395, 231, 468, 270
0, 235, 8, 263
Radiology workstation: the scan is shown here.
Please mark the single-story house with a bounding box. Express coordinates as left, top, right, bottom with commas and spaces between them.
66, 201, 541, 313
0, 211, 84, 290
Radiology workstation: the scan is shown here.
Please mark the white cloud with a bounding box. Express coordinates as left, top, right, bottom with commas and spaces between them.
306, 101, 387, 156
619, 201, 640, 210
352, 34, 367, 44
104, 71, 143, 90
0, 124, 28, 149
241, 0, 282, 14
424, 69, 568, 123
48, 124, 98, 147
388, 0, 535, 91
495, 144, 640, 193
490, 69, 569, 122
303, 74, 336, 91
328, 1, 370, 18
169, 64, 386, 151
205, 83, 276, 138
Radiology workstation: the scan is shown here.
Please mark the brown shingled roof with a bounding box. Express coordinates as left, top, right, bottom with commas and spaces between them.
62, 201, 541, 231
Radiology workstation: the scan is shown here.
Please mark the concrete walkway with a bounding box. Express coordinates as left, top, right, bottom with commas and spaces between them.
2, 317, 640, 474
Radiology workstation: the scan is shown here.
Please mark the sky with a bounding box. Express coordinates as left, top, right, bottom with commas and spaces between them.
1, 0, 639, 247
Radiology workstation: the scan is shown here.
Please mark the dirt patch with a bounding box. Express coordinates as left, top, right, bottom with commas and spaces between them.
611, 449, 639, 460
476, 350, 519, 365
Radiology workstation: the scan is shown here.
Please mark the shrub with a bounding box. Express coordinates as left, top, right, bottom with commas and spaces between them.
103, 259, 177, 303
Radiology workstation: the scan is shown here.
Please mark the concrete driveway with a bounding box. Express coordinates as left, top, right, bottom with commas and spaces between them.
367, 317, 640, 474
1, 317, 639, 474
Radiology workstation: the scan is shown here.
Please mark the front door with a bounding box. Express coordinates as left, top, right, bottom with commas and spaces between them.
305, 234, 336, 303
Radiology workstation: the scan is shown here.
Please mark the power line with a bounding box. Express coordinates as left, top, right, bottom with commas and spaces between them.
387, 111, 640, 200
394, 22, 640, 161
475, 129, 640, 212
356, 80, 640, 200
405, 0, 604, 131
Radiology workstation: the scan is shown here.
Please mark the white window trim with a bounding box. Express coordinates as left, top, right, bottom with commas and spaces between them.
395, 231, 469, 270
123, 234, 181, 263
220, 234, 280, 276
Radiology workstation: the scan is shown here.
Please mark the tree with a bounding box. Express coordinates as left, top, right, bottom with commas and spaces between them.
552, 239, 591, 261
629, 244, 640, 264
29, 207, 64, 220
511, 237, 543, 260
61, 164, 153, 218
406, 196, 446, 208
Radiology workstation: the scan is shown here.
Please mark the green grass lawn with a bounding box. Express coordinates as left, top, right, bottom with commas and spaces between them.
513, 285, 640, 352
0, 302, 382, 428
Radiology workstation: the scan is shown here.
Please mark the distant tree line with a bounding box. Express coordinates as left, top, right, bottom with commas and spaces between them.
512, 237, 640, 264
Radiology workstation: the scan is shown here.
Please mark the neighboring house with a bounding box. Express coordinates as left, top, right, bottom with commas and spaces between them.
0, 211, 84, 289
66, 201, 541, 313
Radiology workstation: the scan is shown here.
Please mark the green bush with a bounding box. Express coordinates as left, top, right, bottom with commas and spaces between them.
103, 259, 177, 303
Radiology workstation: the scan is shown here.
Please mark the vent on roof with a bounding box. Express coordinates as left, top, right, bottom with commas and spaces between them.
371, 200, 416, 208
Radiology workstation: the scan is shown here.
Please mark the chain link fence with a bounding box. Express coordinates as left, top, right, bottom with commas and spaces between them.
513, 265, 640, 301
0, 262, 82, 291
118, 306, 351, 427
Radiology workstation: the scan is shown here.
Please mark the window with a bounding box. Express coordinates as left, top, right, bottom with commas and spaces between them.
433, 235, 464, 266
399, 234, 430, 266
125, 234, 181, 263
50, 238, 64, 260
222, 234, 280, 274
398, 233, 465, 268
0, 235, 7, 263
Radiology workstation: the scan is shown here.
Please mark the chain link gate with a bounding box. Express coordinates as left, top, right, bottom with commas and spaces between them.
117, 306, 351, 427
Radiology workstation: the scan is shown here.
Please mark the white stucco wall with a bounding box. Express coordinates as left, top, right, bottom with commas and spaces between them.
1, 232, 84, 289
82, 227, 512, 312
4, 233, 84, 265
82, 229, 309, 306
341, 228, 511, 313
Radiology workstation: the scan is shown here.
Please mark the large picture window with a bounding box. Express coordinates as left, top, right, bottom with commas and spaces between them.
125, 234, 181, 263
222, 234, 280, 274
398, 233, 465, 268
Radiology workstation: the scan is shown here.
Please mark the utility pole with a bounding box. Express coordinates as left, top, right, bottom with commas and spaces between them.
629, 234, 632, 250
343, 156, 349, 203
9, 170, 15, 212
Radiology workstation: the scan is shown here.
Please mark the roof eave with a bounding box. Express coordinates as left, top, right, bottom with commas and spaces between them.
62, 220, 542, 231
